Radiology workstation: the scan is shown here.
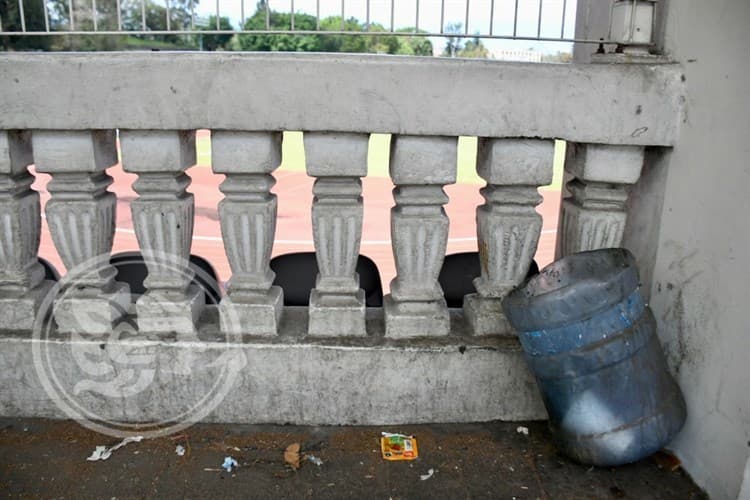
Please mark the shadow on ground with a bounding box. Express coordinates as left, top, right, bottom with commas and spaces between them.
0, 418, 704, 499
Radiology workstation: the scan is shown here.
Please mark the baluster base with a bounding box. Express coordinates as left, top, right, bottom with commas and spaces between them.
463, 294, 514, 337
0, 280, 56, 331
308, 289, 366, 337
135, 285, 205, 335
53, 282, 131, 334
384, 295, 450, 339
219, 286, 283, 336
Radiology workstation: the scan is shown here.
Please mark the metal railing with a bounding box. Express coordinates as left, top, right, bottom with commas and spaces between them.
0, 0, 613, 44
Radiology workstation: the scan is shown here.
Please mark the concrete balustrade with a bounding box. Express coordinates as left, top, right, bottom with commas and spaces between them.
0, 52, 684, 425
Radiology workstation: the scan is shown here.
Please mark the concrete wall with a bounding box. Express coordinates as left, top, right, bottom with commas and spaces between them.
648, 1, 750, 498
573, 0, 750, 497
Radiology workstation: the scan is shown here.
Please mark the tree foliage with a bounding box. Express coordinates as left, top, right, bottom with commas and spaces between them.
442, 24, 490, 59
237, 1, 432, 55
198, 15, 234, 51
0, 0, 51, 50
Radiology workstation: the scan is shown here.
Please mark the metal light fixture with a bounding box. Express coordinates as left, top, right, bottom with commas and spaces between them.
609, 0, 657, 53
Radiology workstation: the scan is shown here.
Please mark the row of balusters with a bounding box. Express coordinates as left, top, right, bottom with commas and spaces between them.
0, 129, 646, 338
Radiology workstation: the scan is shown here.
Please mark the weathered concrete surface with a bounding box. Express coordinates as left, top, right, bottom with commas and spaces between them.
0, 307, 546, 424
0, 53, 684, 146
619, 1, 750, 499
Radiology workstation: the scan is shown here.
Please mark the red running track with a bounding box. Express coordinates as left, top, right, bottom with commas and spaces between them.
33, 164, 561, 292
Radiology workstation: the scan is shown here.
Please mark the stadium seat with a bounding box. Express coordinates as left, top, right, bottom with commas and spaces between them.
438, 252, 540, 308
270, 252, 383, 307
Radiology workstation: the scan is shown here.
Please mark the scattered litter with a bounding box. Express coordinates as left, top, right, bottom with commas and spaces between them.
203, 468, 223, 472
87, 436, 144, 462
284, 443, 301, 470
175, 445, 186, 457
306, 455, 323, 467
420, 468, 435, 481
381, 432, 419, 461
516, 426, 529, 436
222, 456, 239, 473
653, 450, 682, 471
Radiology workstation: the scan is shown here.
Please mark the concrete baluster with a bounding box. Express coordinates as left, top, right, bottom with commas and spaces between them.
464, 139, 554, 336
212, 131, 283, 336
384, 135, 457, 339
558, 144, 645, 257
33, 130, 130, 333
120, 130, 204, 335
0, 131, 55, 330
304, 132, 369, 337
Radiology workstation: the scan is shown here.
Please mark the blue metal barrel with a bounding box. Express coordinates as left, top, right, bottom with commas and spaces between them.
503, 249, 686, 466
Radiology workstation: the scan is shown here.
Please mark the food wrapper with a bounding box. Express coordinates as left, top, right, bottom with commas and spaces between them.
380, 432, 418, 461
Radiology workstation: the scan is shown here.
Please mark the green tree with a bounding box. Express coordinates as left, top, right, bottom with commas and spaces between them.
0, 0, 51, 50
442, 22, 463, 57
237, 2, 432, 56
198, 15, 233, 51
394, 28, 433, 56
237, 2, 320, 52
458, 36, 490, 59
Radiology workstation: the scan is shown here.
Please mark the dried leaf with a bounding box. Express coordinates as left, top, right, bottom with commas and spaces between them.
284, 442, 301, 470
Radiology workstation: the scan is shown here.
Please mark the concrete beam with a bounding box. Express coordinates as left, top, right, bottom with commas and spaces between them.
0, 53, 684, 146
0, 307, 546, 425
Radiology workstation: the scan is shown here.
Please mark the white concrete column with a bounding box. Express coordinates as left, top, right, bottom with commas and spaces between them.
120, 130, 204, 335
32, 130, 130, 333
558, 143, 645, 257
384, 135, 457, 339
464, 139, 554, 336
304, 132, 368, 337
212, 131, 283, 336
0, 131, 55, 330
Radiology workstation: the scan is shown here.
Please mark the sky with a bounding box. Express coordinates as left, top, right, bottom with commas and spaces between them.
194, 0, 575, 55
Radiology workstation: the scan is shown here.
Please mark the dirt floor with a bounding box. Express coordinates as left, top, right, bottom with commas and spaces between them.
0, 418, 704, 499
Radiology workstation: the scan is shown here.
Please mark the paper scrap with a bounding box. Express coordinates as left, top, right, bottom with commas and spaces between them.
516, 426, 529, 435
86, 436, 144, 462
222, 456, 239, 473
420, 468, 435, 481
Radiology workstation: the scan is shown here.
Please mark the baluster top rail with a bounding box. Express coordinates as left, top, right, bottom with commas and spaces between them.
0, 52, 684, 146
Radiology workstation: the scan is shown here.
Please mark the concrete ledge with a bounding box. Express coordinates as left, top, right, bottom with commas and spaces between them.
0, 307, 546, 425
0, 52, 684, 146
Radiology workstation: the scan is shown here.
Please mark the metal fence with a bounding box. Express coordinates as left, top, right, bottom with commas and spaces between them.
0, 0, 614, 44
